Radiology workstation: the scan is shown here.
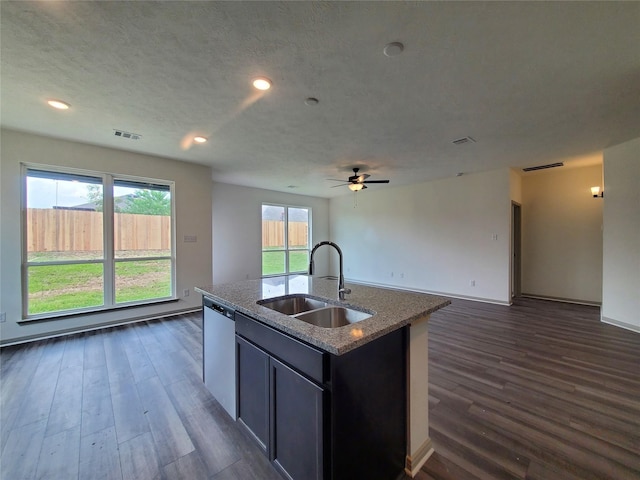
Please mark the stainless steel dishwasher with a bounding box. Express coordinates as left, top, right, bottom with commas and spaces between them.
203, 297, 236, 419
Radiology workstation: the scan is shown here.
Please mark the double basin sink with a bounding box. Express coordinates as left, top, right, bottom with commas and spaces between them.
257, 295, 373, 329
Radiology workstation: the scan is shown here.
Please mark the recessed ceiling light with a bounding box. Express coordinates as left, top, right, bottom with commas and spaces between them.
193, 136, 208, 144
47, 99, 70, 110
383, 42, 404, 57
252, 77, 272, 90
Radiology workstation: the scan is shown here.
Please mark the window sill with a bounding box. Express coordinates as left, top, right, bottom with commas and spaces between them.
18, 297, 180, 324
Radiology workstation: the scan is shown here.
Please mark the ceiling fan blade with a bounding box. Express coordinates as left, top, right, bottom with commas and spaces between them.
327, 178, 347, 182
362, 180, 390, 184
357, 173, 370, 182
331, 183, 350, 188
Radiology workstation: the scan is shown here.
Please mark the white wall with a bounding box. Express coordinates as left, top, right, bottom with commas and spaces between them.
510, 169, 523, 204
602, 137, 640, 332
521, 164, 603, 303
211, 182, 330, 283
329, 169, 513, 304
0, 129, 212, 344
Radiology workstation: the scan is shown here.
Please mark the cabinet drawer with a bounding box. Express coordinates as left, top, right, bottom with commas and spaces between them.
236, 312, 327, 384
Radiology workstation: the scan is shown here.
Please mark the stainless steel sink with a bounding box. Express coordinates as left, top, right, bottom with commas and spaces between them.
257, 295, 373, 328
258, 295, 329, 315
293, 306, 372, 328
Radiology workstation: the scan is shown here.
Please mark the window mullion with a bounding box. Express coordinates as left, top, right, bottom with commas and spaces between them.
284, 207, 290, 274
103, 175, 115, 306
169, 183, 176, 299
21, 164, 29, 317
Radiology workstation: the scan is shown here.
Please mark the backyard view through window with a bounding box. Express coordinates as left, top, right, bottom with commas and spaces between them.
262, 205, 310, 276
24, 167, 174, 317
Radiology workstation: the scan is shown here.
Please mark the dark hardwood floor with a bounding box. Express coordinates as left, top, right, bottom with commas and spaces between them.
1, 297, 638, 479
423, 298, 640, 480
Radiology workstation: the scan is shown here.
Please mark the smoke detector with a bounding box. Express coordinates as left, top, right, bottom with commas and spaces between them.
383, 42, 404, 57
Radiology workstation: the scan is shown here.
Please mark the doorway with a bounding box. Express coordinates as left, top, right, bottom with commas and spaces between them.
511, 202, 522, 299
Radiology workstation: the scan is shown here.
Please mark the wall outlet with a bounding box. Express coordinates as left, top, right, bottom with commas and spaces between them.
0, 312, 5, 323
183, 289, 190, 298
470, 280, 476, 287
492, 233, 498, 241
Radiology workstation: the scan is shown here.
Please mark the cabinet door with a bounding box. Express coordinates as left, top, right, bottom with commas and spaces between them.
236, 336, 270, 454
270, 358, 325, 480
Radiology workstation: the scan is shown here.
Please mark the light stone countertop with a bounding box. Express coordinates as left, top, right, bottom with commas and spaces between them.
195, 275, 451, 355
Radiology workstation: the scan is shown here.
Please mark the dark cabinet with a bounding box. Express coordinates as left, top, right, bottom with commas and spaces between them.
270, 357, 325, 480
236, 315, 326, 480
236, 335, 269, 453
235, 311, 406, 480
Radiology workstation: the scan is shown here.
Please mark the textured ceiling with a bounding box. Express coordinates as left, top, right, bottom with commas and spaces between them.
1, 1, 639, 198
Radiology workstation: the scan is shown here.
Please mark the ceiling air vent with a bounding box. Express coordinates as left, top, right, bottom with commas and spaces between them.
522, 162, 563, 172
114, 129, 142, 140
452, 136, 476, 145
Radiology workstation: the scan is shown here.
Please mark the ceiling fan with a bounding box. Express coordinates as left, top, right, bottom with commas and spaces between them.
329, 168, 390, 191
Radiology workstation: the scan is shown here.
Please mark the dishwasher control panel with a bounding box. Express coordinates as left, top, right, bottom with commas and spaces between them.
203, 297, 234, 318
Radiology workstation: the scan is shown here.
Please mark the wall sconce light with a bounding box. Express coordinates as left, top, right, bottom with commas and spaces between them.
591, 186, 604, 198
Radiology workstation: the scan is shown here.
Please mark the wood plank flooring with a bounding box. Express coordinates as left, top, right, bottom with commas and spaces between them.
422, 298, 640, 480
1, 297, 639, 479
1, 315, 280, 480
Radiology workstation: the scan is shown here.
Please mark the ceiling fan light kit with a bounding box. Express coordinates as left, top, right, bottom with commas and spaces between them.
330, 167, 390, 191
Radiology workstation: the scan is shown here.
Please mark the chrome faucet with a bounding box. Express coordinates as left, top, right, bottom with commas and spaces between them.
308, 241, 352, 300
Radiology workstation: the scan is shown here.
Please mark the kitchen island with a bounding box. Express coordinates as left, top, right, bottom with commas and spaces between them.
196, 275, 450, 479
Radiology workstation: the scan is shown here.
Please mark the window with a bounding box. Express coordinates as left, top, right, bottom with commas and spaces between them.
23, 165, 175, 318
261, 204, 310, 276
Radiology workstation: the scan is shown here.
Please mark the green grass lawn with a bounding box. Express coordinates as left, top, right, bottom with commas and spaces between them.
29, 249, 310, 314
28, 259, 171, 314
262, 250, 309, 276
28, 263, 103, 292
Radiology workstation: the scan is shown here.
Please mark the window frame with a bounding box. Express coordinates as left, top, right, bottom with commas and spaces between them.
261, 203, 311, 277
21, 163, 176, 320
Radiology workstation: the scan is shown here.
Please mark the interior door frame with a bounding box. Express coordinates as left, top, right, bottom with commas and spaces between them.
511, 201, 522, 300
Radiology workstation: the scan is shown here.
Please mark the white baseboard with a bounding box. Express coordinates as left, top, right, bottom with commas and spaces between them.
345, 278, 511, 306
405, 437, 434, 477
601, 316, 640, 334
521, 293, 601, 307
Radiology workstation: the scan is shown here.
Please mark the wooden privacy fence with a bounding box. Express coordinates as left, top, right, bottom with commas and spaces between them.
27, 208, 171, 252
262, 220, 308, 248
28, 210, 306, 252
